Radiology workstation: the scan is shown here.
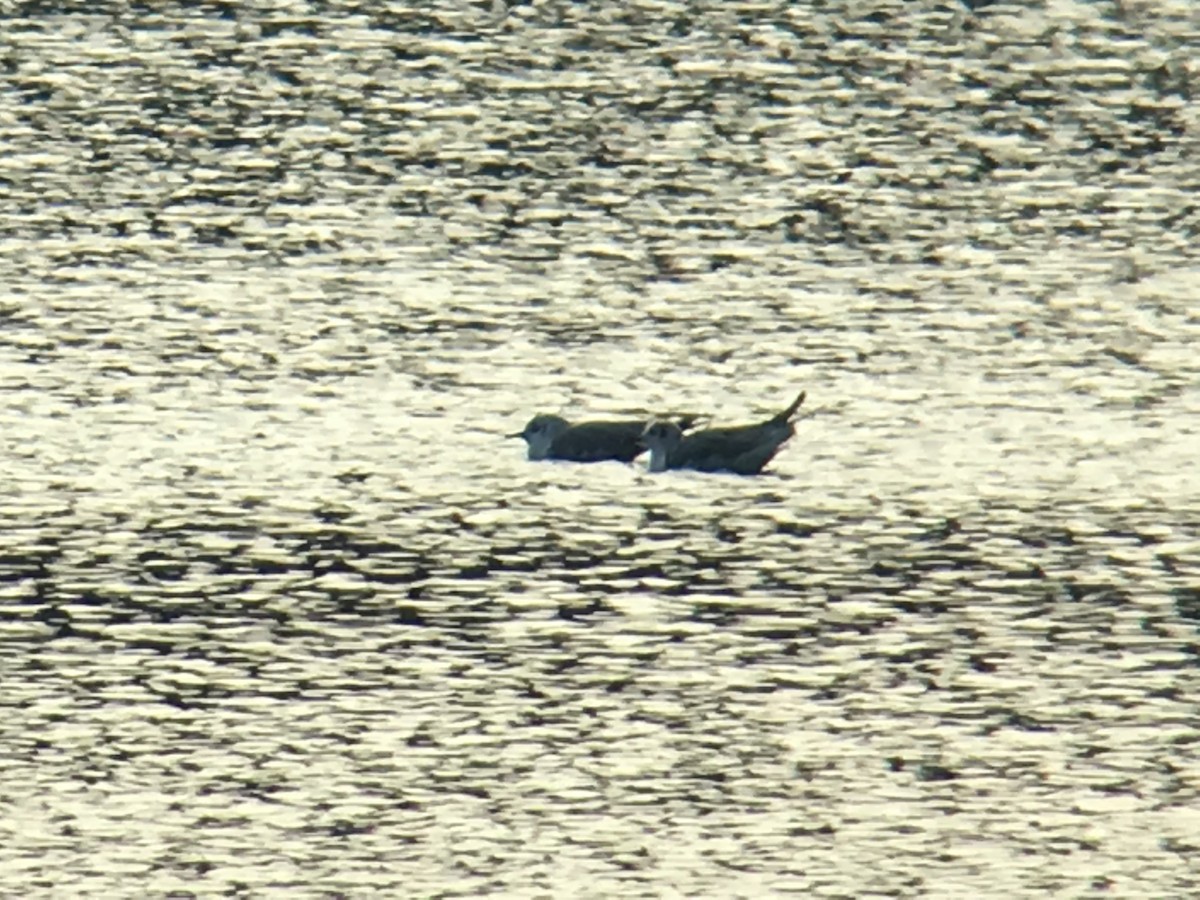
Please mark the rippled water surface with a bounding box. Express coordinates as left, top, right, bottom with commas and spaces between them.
2, 1, 1199, 897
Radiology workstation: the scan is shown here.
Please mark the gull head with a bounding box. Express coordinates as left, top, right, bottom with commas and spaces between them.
640, 419, 684, 472
510, 414, 570, 460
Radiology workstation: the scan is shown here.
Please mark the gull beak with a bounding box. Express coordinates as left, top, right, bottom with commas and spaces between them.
506, 430, 526, 439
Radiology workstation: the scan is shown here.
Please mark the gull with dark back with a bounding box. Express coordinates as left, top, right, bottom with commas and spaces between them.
510, 413, 702, 463
640, 391, 806, 475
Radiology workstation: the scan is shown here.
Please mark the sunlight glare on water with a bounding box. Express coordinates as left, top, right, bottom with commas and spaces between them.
0, 1, 1198, 897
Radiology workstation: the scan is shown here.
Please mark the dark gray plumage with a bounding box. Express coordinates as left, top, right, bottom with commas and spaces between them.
510, 413, 701, 463
641, 391, 806, 475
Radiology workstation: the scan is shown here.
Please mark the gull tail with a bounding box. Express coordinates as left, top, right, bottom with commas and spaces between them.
774, 391, 806, 424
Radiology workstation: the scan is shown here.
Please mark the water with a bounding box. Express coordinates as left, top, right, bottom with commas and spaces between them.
1, 2, 1198, 897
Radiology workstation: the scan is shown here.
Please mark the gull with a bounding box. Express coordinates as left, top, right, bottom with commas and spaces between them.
640, 391, 806, 475
510, 413, 701, 463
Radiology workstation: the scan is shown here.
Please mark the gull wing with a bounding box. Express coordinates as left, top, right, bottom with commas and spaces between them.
549, 420, 646, 463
